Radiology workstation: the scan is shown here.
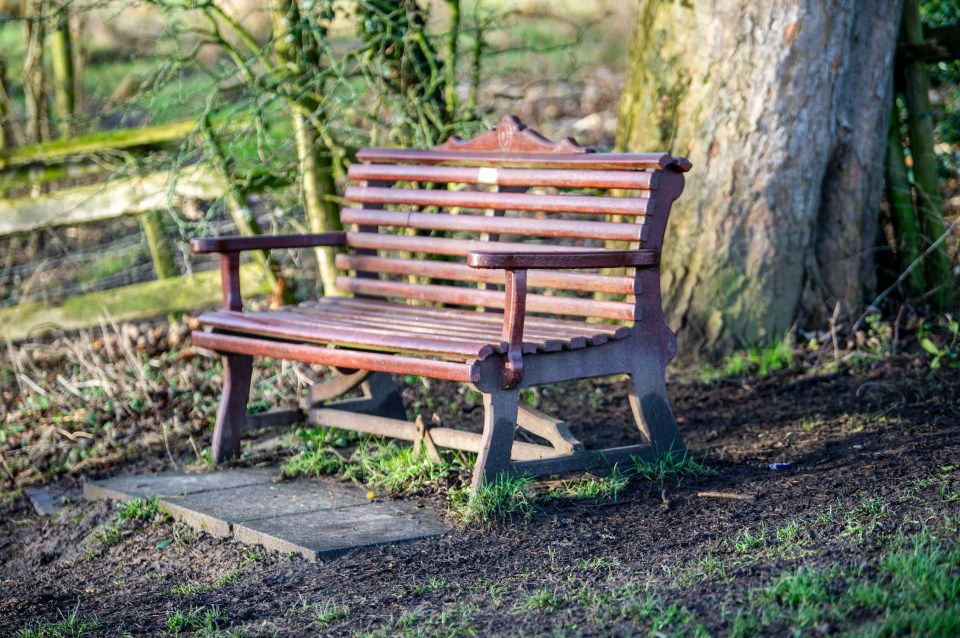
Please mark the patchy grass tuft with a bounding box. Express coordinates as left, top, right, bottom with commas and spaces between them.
633, 450, 710, 488
91, 497, 160, 546
450, 475, 538, 527
14, 604, 101, 638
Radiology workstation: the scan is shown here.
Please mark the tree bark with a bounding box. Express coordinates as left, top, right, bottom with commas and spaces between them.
617, 0, 903, 355
270, 0, 343, 297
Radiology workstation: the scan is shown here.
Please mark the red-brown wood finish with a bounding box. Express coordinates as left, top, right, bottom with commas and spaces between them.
189, 115, 690, 493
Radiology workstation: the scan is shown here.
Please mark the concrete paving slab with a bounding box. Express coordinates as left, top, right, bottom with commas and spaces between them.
25, 487, 66, 516
234, 504, 450, 561
159, 480, 370, 538
84, 468, 449, 558
84, 468, 277, 502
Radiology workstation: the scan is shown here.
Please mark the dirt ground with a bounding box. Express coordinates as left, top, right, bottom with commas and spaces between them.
1, 337, 958, 636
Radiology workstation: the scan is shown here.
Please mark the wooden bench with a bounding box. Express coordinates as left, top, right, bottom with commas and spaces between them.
189, 115, 692, 492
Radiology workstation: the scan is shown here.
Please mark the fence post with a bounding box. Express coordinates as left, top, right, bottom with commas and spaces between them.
139, 210, 176, 280
50, 3, 76, 138
901, 0, 952, 308
884, 98, 924, 298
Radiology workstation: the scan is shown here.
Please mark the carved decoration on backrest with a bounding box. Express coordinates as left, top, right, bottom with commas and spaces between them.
435, 115, 595, 154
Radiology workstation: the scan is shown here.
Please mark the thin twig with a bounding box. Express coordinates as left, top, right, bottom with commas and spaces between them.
697, 491, 755, 501
853, 217, 960, 332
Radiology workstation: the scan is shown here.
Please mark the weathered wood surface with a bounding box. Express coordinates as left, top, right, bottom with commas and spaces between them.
0, 165, 226, 236
191, 116, 689, 490
0, 119, 200, 170
0, 264, 266, 342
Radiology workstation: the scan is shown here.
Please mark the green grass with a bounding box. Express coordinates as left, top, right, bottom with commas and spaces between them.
168, 568, 242, 596
314, 599, 350, 626
732, 527, 766, 555
283, 434, 467, 496
450, 474, 538, 527
14, 604, 101, 638
599, 585, 708, 636
91, 497, 160, 546
165, 605, 246, 637
356, 604, 478, 638
548, 466, 630, 501
703, 334, 795, 379
632, 450, 710, 488
730, 530, 960, 636
516, 586, 567, 613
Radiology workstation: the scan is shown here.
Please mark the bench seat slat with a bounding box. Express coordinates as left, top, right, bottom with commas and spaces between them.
336, 277, 635, 321
198, 310, 503, 360
335, 254, 636, 295
345, 185, 651, 216
341, 208, 648, 242
281, 306, 564, 353
347, 163, 659, 190
313, 298, 632, 341
192, 331, 478, 383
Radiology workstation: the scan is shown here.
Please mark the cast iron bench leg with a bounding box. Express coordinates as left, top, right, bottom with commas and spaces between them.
212, 353, 253, 463
471, 388, 521, 492
628, 355, 684, 455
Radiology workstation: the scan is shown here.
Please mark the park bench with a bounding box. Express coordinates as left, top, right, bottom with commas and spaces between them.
189, 115, 692, 492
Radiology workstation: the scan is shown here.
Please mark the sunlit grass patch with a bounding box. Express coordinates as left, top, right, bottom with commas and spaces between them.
728, 528, 960, 636
91, 497, 161, 546
14, 604, 101, 638
599, 584, 708, 635
548, 466, 630, 501
702, 333, 795, 380
515, 586, 567, 613
632, 450, 710, 488
450, 475, 538, 527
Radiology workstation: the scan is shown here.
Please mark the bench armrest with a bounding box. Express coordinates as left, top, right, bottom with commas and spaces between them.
466, 249, 658, 270
467, 249, 657, 389
189, 232, 346, 254
192, 233, 346, 312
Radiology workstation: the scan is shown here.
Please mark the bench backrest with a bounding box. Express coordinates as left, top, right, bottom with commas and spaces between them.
338, 116, 690, 323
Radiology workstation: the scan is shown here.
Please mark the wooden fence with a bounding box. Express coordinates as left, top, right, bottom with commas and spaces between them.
0, 120, 278, 341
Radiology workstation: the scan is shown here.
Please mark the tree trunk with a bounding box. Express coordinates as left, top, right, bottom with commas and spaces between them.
617, 0, 902, 355
270, 0, 343, 297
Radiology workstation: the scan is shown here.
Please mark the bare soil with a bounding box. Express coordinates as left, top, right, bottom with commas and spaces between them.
1, 340, 958, 636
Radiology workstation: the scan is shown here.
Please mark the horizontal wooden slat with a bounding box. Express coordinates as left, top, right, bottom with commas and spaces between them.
467, 250, 658, 270
307, 298, 631, 348
336, 277, 635, 321
192, 331, 478, 383
284, 304, 568, 352
508, 444, 656, 477
347, 163, 658, 190
336, 254, 636, 295
345, 232, 606, 257
307, 410, 557, 460
341, 208, 648, 242
355, 149, 692, 172
315, 297, 631, 340
250, 308, 520, 353
344, 186, 651, 216
197, 310, 501, 359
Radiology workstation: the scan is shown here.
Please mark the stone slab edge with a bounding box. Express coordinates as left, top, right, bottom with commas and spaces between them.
232, 524, 326, 562
83, 481, 136, 503
232, 517, 449, 563
157, 499, 233, 538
